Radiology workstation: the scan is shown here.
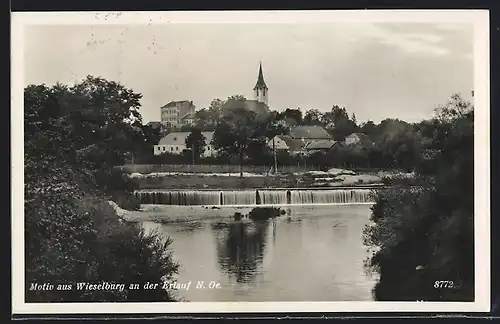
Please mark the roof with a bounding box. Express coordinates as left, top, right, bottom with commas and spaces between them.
181, 112, 195, 120
305, 139, 340, 150
253, 62, 268, 90
289, 126, 332, 140
347, 132, 368, 140
157, 131, 214, 146
161, 100, 193, 108
222, 99, 271, 121
273, 135, 304, 151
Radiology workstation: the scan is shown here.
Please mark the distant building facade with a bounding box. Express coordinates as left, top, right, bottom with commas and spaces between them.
154, 131, 216, 157
267, 135, 304, 154
160, 100, 196, 128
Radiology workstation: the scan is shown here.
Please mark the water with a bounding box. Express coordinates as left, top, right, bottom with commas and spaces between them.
136, 188, 374, 206
141, 204, 377, 301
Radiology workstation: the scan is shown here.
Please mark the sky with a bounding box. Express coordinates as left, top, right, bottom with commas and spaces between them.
24, 22, 474, 124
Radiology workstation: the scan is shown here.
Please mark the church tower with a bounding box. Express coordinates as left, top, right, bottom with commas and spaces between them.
253, 62, 268, 105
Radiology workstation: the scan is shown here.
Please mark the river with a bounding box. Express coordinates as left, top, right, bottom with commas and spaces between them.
141, 204, 377, 302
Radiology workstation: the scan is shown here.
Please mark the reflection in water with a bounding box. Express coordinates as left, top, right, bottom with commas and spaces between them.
214, 221, 269, 283
141, 205, 377, 302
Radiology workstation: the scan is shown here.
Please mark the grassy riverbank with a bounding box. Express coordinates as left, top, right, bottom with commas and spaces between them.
129, 169, 386, 190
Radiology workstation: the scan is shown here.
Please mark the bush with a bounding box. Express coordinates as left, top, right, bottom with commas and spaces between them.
24, 79, 181, 302
110, 191, 141, 211
248, 207, 282, 221
25, 172, 179, 302
363, 94, 474, 301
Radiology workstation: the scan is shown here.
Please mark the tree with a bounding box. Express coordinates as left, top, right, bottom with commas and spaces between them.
24, 77, 180, 302
363, 94, 474, 302
212, 107, 260, 177
194, 108, 217, 130
303, 109, 323, 126
360, 120, 377, 139
185, 127, 207, 163
320, 105, 359, 141
330, 118, 358, 141
208, 98, 225, 120
280, 108, 303, 125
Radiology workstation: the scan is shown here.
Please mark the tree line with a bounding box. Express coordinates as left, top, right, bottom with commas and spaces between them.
140, 95, 439, 174
363, 94, 474, 301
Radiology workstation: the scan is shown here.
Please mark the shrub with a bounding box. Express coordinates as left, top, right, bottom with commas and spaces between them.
25, 175, 179, 302
248, 207, 282, 221
363, 94, 474, 301
24, 79, 181, 302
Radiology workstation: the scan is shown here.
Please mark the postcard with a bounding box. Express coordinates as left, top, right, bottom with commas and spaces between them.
11, 9, 490, 314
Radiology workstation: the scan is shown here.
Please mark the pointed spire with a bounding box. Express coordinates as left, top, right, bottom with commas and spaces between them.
254, 61, 268, 90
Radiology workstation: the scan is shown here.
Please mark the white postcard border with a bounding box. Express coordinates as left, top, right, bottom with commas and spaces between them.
11, 10, 491, 314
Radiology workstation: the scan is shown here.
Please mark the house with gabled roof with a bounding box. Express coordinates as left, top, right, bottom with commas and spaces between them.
154, 131, 216, 157
304, 139, 342, 152
267, 135, 305, 154
289, 125, 332, 141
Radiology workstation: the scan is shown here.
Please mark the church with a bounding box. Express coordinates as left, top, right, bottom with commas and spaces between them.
222, 62, 272, 121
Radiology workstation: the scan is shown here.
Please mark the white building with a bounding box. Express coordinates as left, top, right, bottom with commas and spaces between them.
154, 131, 216, 157
266, 135, 305, 155
344, 132, 369, 146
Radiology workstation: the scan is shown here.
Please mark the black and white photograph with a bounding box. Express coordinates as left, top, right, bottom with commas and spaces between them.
12, 10, 490, 314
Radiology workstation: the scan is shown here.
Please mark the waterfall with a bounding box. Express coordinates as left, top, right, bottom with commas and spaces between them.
221, 190, 257, 205
136, 188, 374, 206
258, 190, 289, 205
136, 190, 221, 205
291, 189, 372, 204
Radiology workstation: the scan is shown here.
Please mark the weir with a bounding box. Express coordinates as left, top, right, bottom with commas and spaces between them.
135, 188, 375, 206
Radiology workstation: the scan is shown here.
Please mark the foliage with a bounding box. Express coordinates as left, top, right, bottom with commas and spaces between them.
248, 207, 282, 221
212, 105, 262, 176
185, 127, 207, 162
24, 76, 180, 302
363, 94, 474, 301
175, 92, 457, 173
279, 108, 302, 125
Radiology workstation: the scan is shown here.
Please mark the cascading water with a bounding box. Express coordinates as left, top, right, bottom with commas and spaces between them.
135, 188, 374, 206
291, 189, 371, 204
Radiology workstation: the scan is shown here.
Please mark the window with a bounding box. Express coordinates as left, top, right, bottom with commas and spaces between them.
175, 146, 179, 151
171, 147, 173, 151
162, 146, 166, 151
263, 89, 266, 96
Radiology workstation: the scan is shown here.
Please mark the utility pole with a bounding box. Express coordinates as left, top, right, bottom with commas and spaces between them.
191, 143, 195, 165
273, 136, 278, 174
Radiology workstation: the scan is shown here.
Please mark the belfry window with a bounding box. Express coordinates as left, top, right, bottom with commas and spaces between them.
263, 89, 266, 96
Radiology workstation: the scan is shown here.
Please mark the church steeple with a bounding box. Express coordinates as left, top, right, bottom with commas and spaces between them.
253, 62, 268, 105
